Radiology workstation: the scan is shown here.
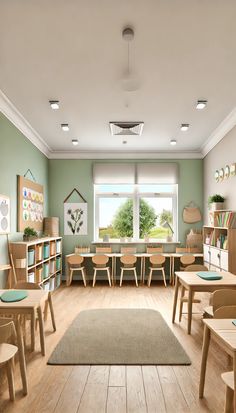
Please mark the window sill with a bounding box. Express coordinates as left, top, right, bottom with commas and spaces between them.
92, 240, 180, 244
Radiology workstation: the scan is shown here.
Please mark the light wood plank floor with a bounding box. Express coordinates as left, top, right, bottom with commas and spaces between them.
0, 283, 230, 413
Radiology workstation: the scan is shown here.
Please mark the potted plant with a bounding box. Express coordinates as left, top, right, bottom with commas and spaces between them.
208, 194, 225, 211
23, 226, 38, 241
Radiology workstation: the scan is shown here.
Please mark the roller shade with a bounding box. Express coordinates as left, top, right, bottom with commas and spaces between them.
136, 163, 179, 184
93, 163, 136, 184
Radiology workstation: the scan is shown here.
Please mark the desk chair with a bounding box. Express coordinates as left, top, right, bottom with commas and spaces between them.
147, 255, 167, 287
179, 264, 208, 322
120, 255, 138, 287
67, 255, 87, 286
92, 255, 112, 287
95, 247, 112, 253
221, 371, 234, 413
180, 255, 196, 270
120, 247, 137, 254
146, 247, 163, 254
204, 289, 236, 319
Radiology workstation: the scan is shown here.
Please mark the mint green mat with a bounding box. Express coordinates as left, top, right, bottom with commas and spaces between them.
196, 271, 222, 280
0, 290, 28, 302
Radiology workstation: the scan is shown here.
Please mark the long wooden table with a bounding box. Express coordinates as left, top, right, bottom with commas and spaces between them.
172, 271, 236, 334
199, 319, 236, 412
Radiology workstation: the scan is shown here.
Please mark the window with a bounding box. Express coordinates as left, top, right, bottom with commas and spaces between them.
94, 184, 177, 241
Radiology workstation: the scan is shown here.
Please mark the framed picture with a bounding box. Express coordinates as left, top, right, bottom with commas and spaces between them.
0, 194, 10, 234
64, 202, 88, 235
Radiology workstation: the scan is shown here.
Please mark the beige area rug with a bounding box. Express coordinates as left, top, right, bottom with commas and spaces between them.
48, 309, 191, 365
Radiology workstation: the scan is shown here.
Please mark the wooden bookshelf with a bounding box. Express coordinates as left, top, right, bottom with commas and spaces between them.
9, 237, 62, 291
203, 210, 236, 274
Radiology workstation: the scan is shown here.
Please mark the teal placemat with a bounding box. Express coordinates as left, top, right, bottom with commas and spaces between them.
0, 290, 28, 303
196, 271, 222, 280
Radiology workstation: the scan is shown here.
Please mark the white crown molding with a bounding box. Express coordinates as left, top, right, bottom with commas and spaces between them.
48, 150, 203, 160
201, 106, 236, 157
0, 90, 51, 157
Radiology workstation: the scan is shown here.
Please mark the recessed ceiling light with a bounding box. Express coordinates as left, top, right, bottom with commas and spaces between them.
196, 100, 207, 110
61, 123, 69, 132
180, 123, 189, 131
170, 139, 177, 146
72, 139, 78, 146
49, 100, 59, 110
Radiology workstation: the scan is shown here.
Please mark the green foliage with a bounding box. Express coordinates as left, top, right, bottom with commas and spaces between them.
23, 226, 38, 237
112, 199, 157, 238
208, 194, 225, 204
159, 209, 173, 226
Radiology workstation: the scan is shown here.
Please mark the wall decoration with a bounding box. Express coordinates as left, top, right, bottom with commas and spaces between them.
0, 195, 10, 234
224, 165, 230, 179
215, 163, 236, 182
214, 170, 219, 182
230, 163, 236, 177
183, 201, 202, 223
63, 188, 88, 236
219, 168, 224, 181
17, 175, 44, 232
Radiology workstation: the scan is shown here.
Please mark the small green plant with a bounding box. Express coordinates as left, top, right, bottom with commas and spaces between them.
208, 194, 225, 205
23, 226, 38, 238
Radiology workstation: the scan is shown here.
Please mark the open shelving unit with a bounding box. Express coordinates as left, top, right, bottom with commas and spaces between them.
203, 210, 236, 274
9, 237, 62, 291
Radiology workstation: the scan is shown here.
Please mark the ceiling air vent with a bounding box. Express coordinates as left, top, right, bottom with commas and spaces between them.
109, 122, 144, 136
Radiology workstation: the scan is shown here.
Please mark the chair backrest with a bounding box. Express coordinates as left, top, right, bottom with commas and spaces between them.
0, 319, 16, 344
95, 247, 112, 253
214, 305, 236, 319
176, 247, 188, 253
188, 247, 202, 253
146, 247, 163, 254
14, 281, 42, 290
184, 264, 208, 272
67, 255, 84, 266
92, 255, 109, 266
120, 255, 137, 266
180, 255, 195, 266
212, 289, 236, 313
121, 247, 136, 254
149, 255, 166, 266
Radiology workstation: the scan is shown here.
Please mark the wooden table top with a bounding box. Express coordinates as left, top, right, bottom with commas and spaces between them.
203, 318, 236, 351
66, 252, 203, 258
0, 289, 48, 309
175, 271, 236, 287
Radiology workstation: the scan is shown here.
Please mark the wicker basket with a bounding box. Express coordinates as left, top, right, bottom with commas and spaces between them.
43, 217, 59, 237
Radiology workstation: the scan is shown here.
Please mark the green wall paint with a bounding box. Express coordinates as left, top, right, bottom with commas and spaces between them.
0, 113, 49, 287
49, 159, 203, 257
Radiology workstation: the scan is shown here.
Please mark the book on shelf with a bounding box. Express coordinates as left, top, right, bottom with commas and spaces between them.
216, 211, 236, 228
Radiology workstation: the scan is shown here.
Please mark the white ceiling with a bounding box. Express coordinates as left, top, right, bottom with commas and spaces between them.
1, 0, 236, 157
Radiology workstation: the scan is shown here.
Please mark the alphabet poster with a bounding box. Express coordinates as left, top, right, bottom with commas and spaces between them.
17, 175, 44, 231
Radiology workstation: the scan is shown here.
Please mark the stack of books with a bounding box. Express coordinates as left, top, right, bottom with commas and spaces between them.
216, 212, 236, 228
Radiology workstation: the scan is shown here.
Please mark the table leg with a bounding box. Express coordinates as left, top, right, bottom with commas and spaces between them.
48, 292, 56, 331
169, 256, 172, 285
114, 256, 116, 285
234, 353, 236, 412
30, 310, 36, 352
172, 276, 180, 323
15, 317, 28, 395
199, 324, 211, 398
37, 306, 45, 356
172, 257, 175, 285
187, 288, 193, 334
140, 257, 143, 283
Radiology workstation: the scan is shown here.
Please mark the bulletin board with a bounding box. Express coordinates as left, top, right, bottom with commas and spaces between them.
17, 175, 44, 232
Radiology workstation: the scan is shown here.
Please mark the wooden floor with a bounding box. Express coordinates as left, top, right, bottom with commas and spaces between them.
0, 282, 230, 413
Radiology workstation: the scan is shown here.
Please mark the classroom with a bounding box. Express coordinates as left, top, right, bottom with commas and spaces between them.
1, 2, 236, 412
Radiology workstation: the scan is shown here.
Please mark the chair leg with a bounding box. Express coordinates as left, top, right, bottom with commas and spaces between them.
120, 268, 124, 287
6, 358, 15, 401
81, 268, 87, 287
68, 269, 73, 286
147, 269, 152, 287
107, 268, 112, 287
134, 268, 138, 287
179, 286, 186, 322
225, 385, 234, 413
162, 268, 167, 287
93, 269, 97, 287
44, 300, 49, 323
48, 292, 56, 332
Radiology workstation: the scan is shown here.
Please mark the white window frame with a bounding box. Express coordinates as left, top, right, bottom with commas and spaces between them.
94, 185, 178, 242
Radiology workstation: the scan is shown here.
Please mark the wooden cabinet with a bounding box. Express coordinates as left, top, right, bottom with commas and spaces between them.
203, 210, 236, 274
9, 237, 62, 291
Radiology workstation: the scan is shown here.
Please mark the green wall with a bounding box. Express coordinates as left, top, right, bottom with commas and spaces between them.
0, 113, 49, 287
49, 159, 203, 257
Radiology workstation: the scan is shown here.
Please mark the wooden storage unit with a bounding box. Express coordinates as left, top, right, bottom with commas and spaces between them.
203, 210, 236, 274
9, 237, 62, 291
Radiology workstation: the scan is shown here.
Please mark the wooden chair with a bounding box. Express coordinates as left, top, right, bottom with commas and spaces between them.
120, 255, 138, 287
120, 247, 137, 254
179, 264, 208, 322
180, 254, 195, 270
204, 289, 236, 319
95, 247, 112, 253
147, 255, 167, 287
67, 255, 87, 287
146, 247, 163, 254
0, 320, 19, 401
92, 255, 112, 287
189, 247, 202, 253
176, 247, 188, 253
221, 371, 234, 413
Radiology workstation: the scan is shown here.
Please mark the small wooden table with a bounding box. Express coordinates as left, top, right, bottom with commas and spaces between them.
172, 271, 236, 334
199, 319, 236, 412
